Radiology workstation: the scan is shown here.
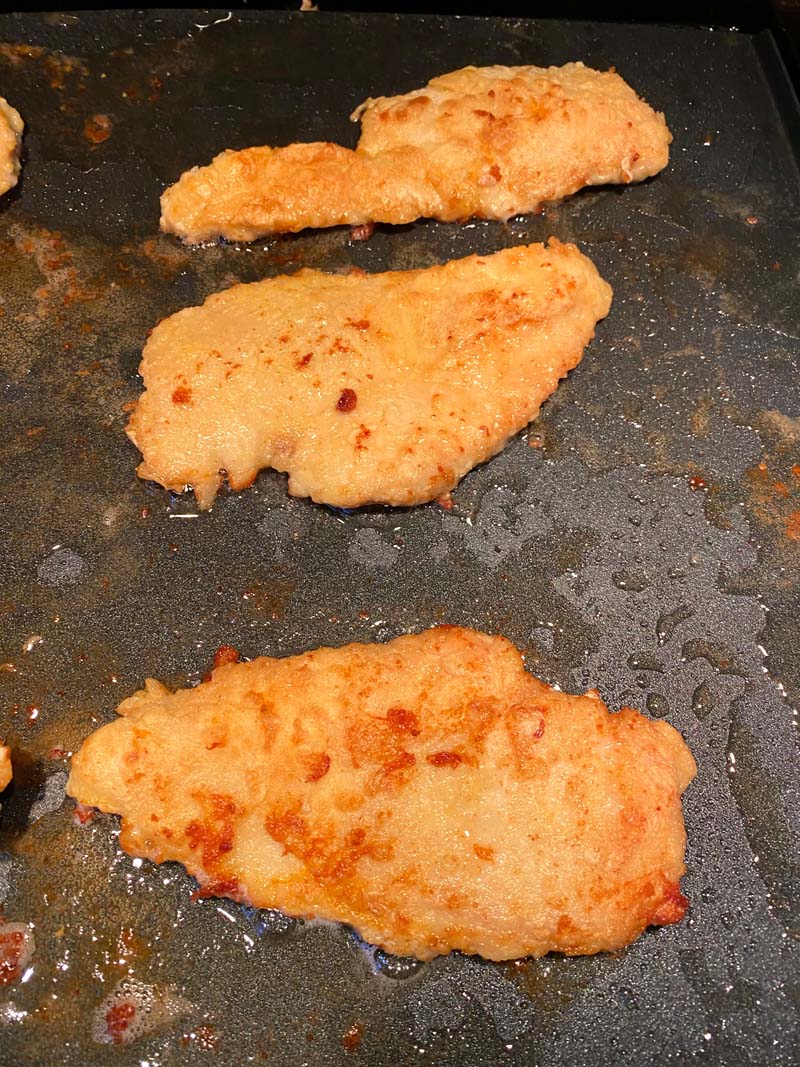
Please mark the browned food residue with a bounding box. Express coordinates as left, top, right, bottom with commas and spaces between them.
105, 1001, 136, 1044
11, 227, 101, 315
0, 42, 88, 90
341, 1021, 364, 1052
0, 922, 34, 985
213, 645, 241, 670
349, 222, 374, 242
72, 801, 97, 825
84, 113, 113, 145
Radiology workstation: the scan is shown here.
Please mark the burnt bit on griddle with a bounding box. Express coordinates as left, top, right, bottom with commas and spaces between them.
349, 222, 374, 242
212, 645, 241, 670
341, 1021, 364, 1052
0, 42, 88, 91
83, 113, 113, 145
199, 645, 241, 683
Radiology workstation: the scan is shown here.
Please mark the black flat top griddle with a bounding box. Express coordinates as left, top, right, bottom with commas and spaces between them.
0, 9, 798, 1066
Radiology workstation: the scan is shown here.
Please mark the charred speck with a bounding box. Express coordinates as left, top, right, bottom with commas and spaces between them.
337, 389, 357, 413
426, 751, 463, 767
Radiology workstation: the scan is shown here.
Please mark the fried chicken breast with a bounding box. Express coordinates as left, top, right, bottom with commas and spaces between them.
0, 98, 23, 196
0, 743, 11, 791
160, 63, 671, 242
128, 240, 611, 509
67, 627, 695, 962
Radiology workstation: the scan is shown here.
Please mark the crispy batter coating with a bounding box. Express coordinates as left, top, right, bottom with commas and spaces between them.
67, 627, 695, 961
128, 240, 611, 509
0, 98, 23, 196
160, 63, 671, 242
0, 743, 11, 791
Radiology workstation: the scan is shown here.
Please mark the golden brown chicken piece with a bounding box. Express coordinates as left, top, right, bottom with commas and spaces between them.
0, 98, 23, 196
128, 240, 611, 509
160, 63, 671, 242
0, 743, 11, 791
68, 627, 695, 962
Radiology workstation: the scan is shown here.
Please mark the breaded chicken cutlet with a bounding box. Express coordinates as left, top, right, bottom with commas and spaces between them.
0, 744, 11, 791
128, 240, 611, 509
160, 62, 671, 242
68, 626, 695, 962
0, 98, 23, 196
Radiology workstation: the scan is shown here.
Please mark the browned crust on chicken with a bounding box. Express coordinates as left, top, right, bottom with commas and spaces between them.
160, 63, 671, 242
127, 240, 612, 509
0, 743, 11, 791
0, 97, 23, 196
68, 626, 696, 961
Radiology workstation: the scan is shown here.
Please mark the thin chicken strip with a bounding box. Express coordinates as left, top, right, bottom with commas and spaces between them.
160, 63, 671, 242
128, 240, 612, 509
0, 97, 23, 196
67, 626, 696, 962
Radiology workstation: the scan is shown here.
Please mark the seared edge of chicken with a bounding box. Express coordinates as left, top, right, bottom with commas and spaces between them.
0, 743, 12, 791
160, 62, 671, 242
0, 97, 23, 196
127, 240, 612, 510
68, 626, 695, 961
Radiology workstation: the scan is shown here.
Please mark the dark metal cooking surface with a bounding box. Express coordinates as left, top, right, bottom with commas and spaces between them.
0, 8, 798, 1065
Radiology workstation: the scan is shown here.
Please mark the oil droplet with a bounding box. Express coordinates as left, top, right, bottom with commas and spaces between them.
656, 604, 693, 646
240, 907, 298, 936
682, 639, 743, 675
627, 652, 665, 673
372, 948, 423, 980
692, 681, 715, 720
646, 693, 670, 718
614, 986, 639, 1009
612, 570, 649, 592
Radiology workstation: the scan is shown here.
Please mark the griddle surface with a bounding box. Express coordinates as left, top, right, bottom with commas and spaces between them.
0, 10, 798, 1066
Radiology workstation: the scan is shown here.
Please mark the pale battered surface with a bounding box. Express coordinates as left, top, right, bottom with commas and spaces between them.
68, 627, 696, 961
0, 97, 23, 196
160, 63, 672, 242
0, 744, 11, 791
128, 240, 612, 509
